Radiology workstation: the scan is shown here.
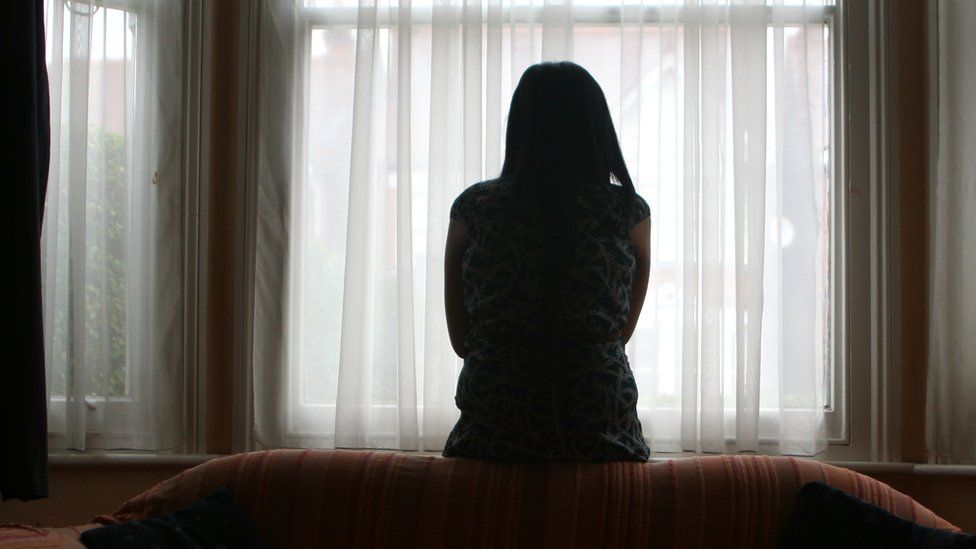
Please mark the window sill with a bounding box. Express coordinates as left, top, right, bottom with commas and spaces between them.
826, 461, 976, 477
48, 453, 220, 467
46, 451, 976, 477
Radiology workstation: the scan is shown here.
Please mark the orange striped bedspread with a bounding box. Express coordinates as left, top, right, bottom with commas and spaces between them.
1, 450, 960, 548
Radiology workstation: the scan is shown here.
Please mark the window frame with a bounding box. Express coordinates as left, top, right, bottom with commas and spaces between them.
246, 0, 894, 461
45, 0, 152, 448
44, 0, 204, 454
823, 0, 900, 462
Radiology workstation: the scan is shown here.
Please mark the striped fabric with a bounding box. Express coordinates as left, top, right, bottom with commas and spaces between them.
87, 450, 957, 548
0, 525, 92, 548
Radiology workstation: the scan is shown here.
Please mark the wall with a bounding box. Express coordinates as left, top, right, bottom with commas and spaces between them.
871, 473, 976, 533
0, 464, 189, 528
896, 0, 931, 464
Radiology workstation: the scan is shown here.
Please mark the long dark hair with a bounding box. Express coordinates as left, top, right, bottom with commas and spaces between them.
500, 61, 635, 335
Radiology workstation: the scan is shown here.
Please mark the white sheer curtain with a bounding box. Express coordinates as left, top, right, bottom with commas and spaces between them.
928, 0, 976, 465
251, 0, 830, 455
42, 0, 185, 451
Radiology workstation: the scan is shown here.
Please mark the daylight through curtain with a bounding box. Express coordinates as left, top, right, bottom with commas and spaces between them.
41, 0, 184, 451
251, 0, 830, 455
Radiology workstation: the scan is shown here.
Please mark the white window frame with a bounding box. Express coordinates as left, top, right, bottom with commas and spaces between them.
243, 0, 897, 461
45, 0, 152, 449
44, 0, 204, 454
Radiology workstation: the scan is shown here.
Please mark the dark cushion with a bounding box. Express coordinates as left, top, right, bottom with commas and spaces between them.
80, 487, 269, 549
780, 481, 976, 549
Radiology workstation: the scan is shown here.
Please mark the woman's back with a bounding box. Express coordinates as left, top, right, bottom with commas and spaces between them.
450, 176, 649, 341
442, 176, 651, 462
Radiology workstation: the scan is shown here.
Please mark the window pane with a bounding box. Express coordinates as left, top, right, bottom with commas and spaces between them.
43, 0, 186, 451
301, 28, 356, 403
291, 9, 833, 447
49, 5, 136, 399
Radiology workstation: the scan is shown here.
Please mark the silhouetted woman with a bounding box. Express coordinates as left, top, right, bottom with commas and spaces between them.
442, 61, 651, 462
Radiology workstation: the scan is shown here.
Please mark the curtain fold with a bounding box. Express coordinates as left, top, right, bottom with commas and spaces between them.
250, 0, 300, 448
41, 0, 185, 452
927, 0, 976, 465
252, 0, 830, 456
0, 0, 51, 502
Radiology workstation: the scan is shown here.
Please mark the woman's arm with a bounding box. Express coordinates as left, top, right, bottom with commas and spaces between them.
444, 218, 471, 358
622, 216, 651, 344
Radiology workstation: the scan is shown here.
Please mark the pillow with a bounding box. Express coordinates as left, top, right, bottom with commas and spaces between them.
779, 481, 976, 549
80, 487, 269, 549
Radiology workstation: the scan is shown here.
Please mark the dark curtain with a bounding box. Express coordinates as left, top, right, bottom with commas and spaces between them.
0, 0, 51, 501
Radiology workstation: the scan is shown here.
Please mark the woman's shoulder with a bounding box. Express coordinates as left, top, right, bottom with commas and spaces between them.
450, 177, 511, 224
458, 177, 509, 199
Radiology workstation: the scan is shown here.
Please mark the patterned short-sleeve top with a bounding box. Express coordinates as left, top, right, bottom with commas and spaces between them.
443, 176, 651, 462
